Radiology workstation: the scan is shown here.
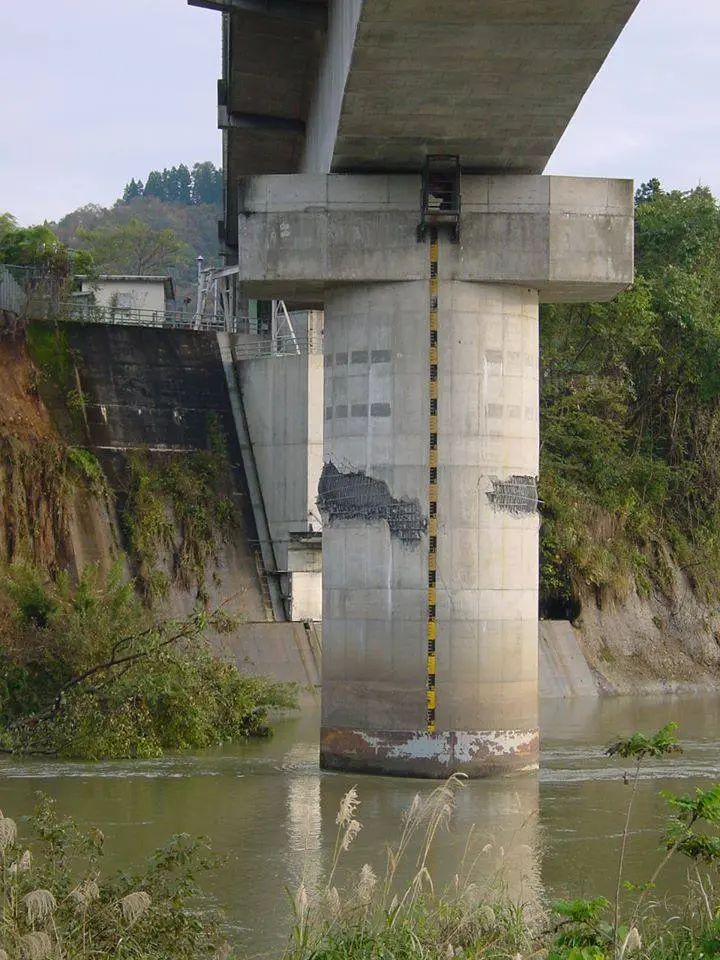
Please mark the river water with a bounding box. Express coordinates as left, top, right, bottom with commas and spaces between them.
1, 696, 719, 954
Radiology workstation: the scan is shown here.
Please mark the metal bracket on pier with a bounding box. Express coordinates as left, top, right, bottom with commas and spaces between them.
417, 155, 461, 243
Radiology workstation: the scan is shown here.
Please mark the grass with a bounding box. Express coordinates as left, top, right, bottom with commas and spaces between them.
121, 418, 235, 603
284, 775, 539, 960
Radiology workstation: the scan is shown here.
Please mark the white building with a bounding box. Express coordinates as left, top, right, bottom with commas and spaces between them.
74, 275, 175, 321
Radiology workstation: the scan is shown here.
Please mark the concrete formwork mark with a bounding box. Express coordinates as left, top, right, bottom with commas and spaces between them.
317, 460, 426, 542
487, 475, 538, 516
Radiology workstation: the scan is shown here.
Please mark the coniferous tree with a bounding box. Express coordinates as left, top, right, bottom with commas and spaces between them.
191, 162, 222, 205
121, 179, 142, 204
119, 163, 222, 208
144, 170, 166, 201
176, 164, 193, 205
163, 168, 178, 203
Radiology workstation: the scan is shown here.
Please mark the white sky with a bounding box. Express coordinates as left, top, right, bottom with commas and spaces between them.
1, 0, 719, 226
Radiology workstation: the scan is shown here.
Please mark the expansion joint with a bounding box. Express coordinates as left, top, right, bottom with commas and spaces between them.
426, 227, 439, 734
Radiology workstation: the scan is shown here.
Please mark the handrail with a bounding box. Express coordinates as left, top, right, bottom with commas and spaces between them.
59, 301, 228, 331
0, 265, 30, 315
55, 301, 323, 357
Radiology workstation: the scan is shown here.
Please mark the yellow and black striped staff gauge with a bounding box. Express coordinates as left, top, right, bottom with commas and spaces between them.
426, 227, 439, 735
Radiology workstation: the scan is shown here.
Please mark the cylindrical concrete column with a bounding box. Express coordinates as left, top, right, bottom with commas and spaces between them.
318, 272, 539, 777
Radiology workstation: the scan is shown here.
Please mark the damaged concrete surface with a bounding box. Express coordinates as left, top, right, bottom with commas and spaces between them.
487, 475, 538, 516
317, 460, 426, 542
320, 726, 539, 778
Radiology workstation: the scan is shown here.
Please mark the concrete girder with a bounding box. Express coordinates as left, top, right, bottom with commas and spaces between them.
219, 107, 306, 134
190, 0, 639, 254
303, 0, 641, 173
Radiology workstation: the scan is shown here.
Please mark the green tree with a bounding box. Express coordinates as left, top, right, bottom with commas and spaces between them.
0, 221, 66, 269
0, 561, 297, 759
118, 164, 209, 208
539, 181, 720, 612
162, 167, 178, 202
191, 162, 222, 205
176, 163, 193, 204
76, 217, 187, 274
121, 178, 143, 203
143, 169, 166, 202
0, 211, 19, 237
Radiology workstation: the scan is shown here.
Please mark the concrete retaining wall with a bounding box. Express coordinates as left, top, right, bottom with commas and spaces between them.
64, 325, 323, 696
234, 326, 324, 621
219, 620, 322, 703
66, 325, 268, 623
539, 620, 600, 698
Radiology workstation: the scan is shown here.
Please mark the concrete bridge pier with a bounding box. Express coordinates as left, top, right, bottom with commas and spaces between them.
238, 172, 634, 777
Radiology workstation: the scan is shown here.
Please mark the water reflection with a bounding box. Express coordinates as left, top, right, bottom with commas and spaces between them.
0, 696, 718, 955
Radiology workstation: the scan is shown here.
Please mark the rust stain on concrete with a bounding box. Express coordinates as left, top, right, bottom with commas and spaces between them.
320, 727, 539, 778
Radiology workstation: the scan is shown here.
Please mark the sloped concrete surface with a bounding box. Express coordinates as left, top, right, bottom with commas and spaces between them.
539, 620, 600, 698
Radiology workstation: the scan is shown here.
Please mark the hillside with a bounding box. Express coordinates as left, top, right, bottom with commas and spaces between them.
50, 162, 223, 305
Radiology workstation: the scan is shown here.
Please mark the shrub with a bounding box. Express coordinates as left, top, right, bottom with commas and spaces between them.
0, 795, 230, 960
0, 560, 297, 759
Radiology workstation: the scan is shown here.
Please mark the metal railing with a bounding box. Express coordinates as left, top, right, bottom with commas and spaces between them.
59, 300, 229, 331
56, 300, 323, 358
0, 264, 73, 320
232, 332, 323, 359
0, 265, 30, 315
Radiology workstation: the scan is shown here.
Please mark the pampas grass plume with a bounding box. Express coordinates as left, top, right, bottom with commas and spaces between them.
119, 891, 151, 926
336, 786, 359, 827
19, 932, 52, 960
23, 890, 56, 925
341, 818, 362, 852
0, 815, 17, 849
356, 863, 377, 904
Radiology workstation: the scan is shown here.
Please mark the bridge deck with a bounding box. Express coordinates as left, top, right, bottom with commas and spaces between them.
190, 0, 640, 253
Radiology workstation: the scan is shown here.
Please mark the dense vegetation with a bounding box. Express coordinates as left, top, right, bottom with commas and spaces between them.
540, 180, 720, 615
0, 213, 91, 277
0, 561, 296, 760
121, 422, 237, 604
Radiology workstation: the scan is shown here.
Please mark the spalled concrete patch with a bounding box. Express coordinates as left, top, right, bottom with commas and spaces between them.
320, 726, 539, 778
317, 460, 426, 542
487, 475, 538, 516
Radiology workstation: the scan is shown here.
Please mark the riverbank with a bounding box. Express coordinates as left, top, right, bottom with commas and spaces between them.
540, 555, 720, 698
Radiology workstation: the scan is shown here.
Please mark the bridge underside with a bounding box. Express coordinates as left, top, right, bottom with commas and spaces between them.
189, 0, 639, 254
314, 0, 640, 173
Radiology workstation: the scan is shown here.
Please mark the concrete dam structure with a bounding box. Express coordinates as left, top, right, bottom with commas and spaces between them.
190, 0, 640, 777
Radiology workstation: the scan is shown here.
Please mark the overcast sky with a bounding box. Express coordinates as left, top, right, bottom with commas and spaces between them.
1, 0, 718, 226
